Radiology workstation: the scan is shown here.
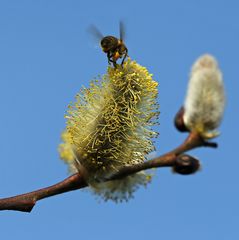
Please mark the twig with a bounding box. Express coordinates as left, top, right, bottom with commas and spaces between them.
0, 174, 87, 212
0, 132, 217, 213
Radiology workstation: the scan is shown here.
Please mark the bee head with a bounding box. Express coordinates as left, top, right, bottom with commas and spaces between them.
101, 36, 118, 52
101, 37, 112, 52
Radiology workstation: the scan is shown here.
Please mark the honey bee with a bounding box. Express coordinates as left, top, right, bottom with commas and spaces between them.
88, 21, 128, 68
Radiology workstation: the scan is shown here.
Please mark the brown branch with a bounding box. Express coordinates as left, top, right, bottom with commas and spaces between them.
0, 132, 217, 213
109, 131, 217, 180
0, 174, 87, 212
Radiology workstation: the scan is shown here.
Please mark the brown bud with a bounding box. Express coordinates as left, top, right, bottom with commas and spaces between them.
172, 154, 200, 175
174, 106, 188, 132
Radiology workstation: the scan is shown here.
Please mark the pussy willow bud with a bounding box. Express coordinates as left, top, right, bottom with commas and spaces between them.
183, 54, 225, 139
59, 59, 159, 202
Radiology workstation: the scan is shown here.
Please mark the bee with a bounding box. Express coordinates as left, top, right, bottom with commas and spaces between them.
88, 21, 128, 68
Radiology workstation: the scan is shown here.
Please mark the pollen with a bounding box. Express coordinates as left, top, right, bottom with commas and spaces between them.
59, 58, 159, 201
113, 51, 120, 61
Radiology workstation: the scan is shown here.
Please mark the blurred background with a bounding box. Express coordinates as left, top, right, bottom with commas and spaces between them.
0, 1, 238, 239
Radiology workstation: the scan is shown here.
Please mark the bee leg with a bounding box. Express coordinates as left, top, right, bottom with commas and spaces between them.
107, 52, 115, 66
113, 61, 117, 68
108, 58, 115, 66
107, 52, 112, 65
121, 48, 128, 66
108, 53, 118, 68
108, 58, 117, 68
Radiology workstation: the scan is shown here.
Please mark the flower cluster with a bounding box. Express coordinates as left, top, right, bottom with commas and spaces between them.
59, 59, 159, 201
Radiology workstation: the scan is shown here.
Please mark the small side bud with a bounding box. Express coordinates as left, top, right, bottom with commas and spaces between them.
172, 154, 200, 175
174, 106, 188, 132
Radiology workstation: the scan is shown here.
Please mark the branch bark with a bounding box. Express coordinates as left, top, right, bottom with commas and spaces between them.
0, 132, 217, 213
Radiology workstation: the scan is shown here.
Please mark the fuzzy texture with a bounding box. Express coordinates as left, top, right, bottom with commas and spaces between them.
58, 131, 78, 173
183, 54, 225, 139
59, 59, 159, 201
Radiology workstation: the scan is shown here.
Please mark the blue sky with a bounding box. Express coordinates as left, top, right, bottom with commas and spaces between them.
0, 0, 238, 239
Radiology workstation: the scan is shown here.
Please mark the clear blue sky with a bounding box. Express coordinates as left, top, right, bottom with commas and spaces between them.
0, 0, 238, 239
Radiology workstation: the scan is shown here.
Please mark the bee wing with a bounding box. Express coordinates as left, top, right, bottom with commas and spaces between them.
87, 24, 104, 42
119, 21, 126, 42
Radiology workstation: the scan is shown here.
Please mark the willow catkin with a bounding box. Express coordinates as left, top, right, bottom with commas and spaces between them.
183, 54, 225, 139
59, 59, 159, 201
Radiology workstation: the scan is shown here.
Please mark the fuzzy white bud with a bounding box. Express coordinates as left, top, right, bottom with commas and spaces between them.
183, 54, 225, 139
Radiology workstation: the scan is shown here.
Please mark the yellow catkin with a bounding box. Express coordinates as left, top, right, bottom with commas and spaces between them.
59, 59, 159, 201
